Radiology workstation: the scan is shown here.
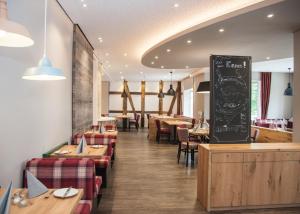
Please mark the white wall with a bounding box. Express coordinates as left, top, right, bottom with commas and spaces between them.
93, 60, 102, 124
0, 0, 73, 187
268, 72, 293, 119
101, 81, 110, 115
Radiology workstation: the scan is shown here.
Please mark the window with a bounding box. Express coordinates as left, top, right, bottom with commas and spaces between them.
251, 81, 261, 119
183, 88, 193, 117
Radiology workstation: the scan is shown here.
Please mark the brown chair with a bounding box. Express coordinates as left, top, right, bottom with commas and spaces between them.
146, 114, 150, 128
177, 127, 198, 167
129, 114, 140, 131
155, 119, 171, 143
191, 118, 196, 128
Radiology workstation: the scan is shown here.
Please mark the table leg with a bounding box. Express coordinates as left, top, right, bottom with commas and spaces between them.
122, 118, 128, 131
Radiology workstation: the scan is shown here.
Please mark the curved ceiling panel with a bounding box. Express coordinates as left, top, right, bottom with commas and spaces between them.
142, 0, 300, 70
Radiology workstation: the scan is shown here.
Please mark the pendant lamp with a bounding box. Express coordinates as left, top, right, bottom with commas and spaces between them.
284, 68, 293, 96
22, 0, 65, 81
158, 90, 164, 98
0, 0, 34, 47
167, 71, 176, 96
196, 81, 210, 93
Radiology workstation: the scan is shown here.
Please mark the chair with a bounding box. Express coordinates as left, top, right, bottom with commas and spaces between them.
191, 118, 196, 128
146, 114, 150, 128
155, 119, 171, 143
177, 127, 199, 167
129, 114, 140, 131
104, 124, 117, 131
251, 128, 260, 142
24, 158, 101, 214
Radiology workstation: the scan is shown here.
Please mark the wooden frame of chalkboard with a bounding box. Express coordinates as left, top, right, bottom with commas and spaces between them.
209, 55, 252, 144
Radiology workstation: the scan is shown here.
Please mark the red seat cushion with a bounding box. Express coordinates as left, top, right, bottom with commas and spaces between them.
94, 156, 111, 168
74, 200, 92, 214
95, 176, 102, 196
160, 128, 170, 134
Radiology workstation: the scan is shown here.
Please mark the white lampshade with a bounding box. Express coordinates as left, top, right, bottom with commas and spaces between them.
0, 0, 34, 47
23, 55, 66, 80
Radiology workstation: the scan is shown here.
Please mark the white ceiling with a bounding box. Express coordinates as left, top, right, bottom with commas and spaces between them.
142, 0, 300, 70
57, 0, 277, 81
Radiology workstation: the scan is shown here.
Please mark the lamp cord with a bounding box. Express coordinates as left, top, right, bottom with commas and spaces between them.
43, 0, 48, 56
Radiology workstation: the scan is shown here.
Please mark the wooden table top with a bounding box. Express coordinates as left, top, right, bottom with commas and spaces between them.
115, 115, 131, 119
189, 128, 209, 136
50, 145, 107, 158
163, 120, 192, 126
85, 130, 118, 136
199, 143, 300, 152
0, 188, 83, 214
98, 116, 117, 122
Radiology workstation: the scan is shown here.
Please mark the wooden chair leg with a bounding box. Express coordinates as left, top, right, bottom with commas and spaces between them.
191, 149, 195, 166
186, 147, 189, 167
177, 144, 181, 164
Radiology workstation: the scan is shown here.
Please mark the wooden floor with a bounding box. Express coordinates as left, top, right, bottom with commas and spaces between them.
97, 129, 300, 214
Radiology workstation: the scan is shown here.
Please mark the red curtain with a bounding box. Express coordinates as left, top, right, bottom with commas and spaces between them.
261, 72, 272, 119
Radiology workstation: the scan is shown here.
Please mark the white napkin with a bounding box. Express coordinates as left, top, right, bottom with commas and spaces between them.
26, 171, 48, 199
76, 135, 87, 154
0, 181, 12, 214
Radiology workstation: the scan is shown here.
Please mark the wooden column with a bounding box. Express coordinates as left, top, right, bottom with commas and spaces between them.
159, 80, 164, 115
124, 81, 136, 114
177, 81, 182, 115
122, 80, 127, 115
141, 81, 145, 127
167, 85, 179, 116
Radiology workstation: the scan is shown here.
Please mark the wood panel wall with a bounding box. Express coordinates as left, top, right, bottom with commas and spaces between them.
72, 24, 94, 134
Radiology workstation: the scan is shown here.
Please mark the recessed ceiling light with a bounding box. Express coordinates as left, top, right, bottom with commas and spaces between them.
187, 40, 192, 44
105, 53, 109, 56
174, 3, 179, 8
120, 71, 122, 74
83, 4, 87, 7
266, 57, 271, 60
154, 56, 159, 59
124, 64, 129, 68
219, 28, 225, 33
140, 71, 143, 74
185, 65, 189, 69
121, 76, 124, 80
166, 49, 171, 53
161, 66, 164, 69
267, 13, 274, 18
81, 0, 84, 2
123, 53, 128, 57
151, 61, 155, 65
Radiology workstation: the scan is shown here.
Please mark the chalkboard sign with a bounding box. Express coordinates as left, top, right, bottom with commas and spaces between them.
210, 55, 251, 144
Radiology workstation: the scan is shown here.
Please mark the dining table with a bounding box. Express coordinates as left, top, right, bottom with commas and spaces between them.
0, 188, 83, 214
97, 116, 117, 133
49, 144, 107, 159
115, 114, 131, 131
163, 120, 192, 143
